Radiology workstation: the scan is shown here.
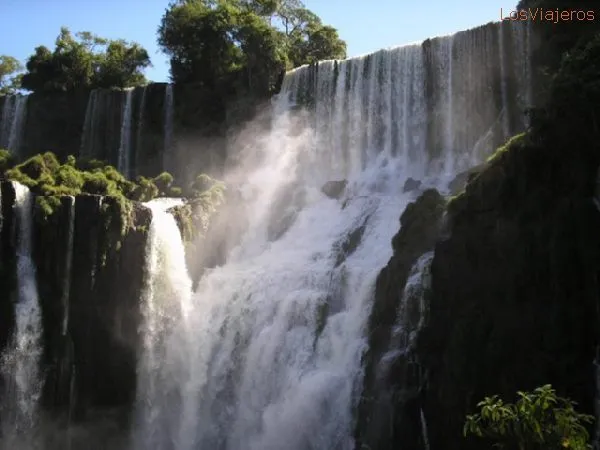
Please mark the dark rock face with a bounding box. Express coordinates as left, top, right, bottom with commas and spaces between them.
66, 198, 149, 418
321, 180, 347, 199
334, 218, 368, 268
0, 182, 17, 356
417, 137, 600, 449
21, 90, 89, 162
447, 164, 485, 195
355, 189, 446, 450
0, 190, 152, 424
402, 177, 422, 193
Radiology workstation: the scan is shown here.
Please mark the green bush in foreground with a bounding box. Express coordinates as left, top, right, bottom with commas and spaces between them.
464, 385, 594, 450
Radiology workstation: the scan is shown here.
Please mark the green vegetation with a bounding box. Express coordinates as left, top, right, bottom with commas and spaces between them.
0, 149, 14, 173
0, 149, 226, 248
0, 55, 23, 95
158, 0, 346, 95
0, 151, 182, 221
464, 385, 594, 449
485, 132, 528, 164
20, 27, 151, 93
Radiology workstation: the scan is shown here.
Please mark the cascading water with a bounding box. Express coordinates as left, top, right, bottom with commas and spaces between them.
132, 198, 193, 450
379, 251, 434, 369
79, 90, 99, 160
0, 96, 15, 149
0, 95, 28, 156
130, 21, 531, 450
0, 182, 43, 447
134, 86, 148, 179
118, 89, 134, 178
163, 84, 174, 173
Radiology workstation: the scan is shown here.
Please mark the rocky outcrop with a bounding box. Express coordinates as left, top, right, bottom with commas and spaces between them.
417, 132, 600, 449
0, 181, 17, 356
402, 177, 421, 193
321, 180, 347, 199
355, 189, 446, 450
0, 183, 151, 423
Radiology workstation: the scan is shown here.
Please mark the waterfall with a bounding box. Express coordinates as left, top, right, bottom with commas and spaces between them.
498, 22, 510, 138
61, 196, 76, 335
420, 407, 430, 450
118, 89, 134, 178
131, 21, 531, 450
380, 251, 434, 369
0, 96, 14, 149
163, 84, 174, 173
79, 90, 98, 160
0, 95, 28, 156
132, 198, 193, 450
0, 182, 43, 445
134, 86, 148, 179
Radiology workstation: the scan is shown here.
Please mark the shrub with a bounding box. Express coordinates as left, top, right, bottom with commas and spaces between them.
153, 171, 174, 193
0, 149, 14, 174
464, 385, 594, 450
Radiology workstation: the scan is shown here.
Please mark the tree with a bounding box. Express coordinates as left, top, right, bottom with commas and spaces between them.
0, 55, 23, 95
21, 27, 151, 92
157, 0, 346, 93
236, 11, 288, 94
94, 40, 151, 88
464, 385, 594, 450
158, 1, 245, 88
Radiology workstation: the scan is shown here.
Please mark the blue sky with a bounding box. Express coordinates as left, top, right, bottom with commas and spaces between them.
0, 0, 517, 83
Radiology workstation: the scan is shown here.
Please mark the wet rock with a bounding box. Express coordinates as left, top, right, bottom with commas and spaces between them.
355, 188, 445, 450
268, 184, 306, 241
403, 177, 422, 193
418, 132, 600, 450
0, 181, 16, 356
447, 163, 485, 195
321, 180, 347, 199
334, 218, 368, 267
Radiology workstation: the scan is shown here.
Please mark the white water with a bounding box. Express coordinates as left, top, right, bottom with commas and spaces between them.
133, 198, 193, 450
163, 84, 174, 172
0, 182, 43, 445
132, 21, 532, 450
0, 95, 28, 155
118, 89, 134, 178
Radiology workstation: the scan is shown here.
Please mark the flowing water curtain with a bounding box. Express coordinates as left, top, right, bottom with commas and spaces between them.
0, 95, 28, 157
79, 90, 99, 160
132, 199, 192, 450
163, 84, 174, 174
0, 183, 43, 445
128, 20, 534, 450
118, 88, 134, 178
0, 95, 16, 149
133, 85, 148, 179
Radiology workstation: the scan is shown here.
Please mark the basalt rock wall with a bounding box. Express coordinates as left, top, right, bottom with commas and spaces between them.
0, 181, 151, 422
